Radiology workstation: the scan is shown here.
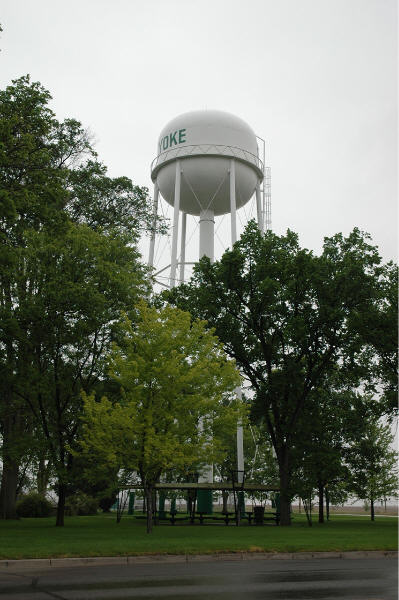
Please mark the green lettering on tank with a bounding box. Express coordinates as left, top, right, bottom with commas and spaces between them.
159, 128, 187, 154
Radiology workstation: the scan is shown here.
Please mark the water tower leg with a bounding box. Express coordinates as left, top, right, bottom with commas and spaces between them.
199, 209, 214, 262
179, 212, 187, 283
229, 159, 237, 246
197, 427, 214, 514
169, 160, 181, 288
256, 181, 264, 234
197, 208, 215, 514
230, 158, 245, 514
236, 387, 245, 517
148, 181, 159, 268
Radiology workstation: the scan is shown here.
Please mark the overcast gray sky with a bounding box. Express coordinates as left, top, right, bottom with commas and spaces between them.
1, 0, 397, 268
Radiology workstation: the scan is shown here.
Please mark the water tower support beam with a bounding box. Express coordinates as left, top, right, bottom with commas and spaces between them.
169, 160, 181, 288
256, 181, 264, 234
148, 181, 159, 268
179, 212, 187, 283
229, 159, 237, 246
199, 210, 214, 262
236, 386, 244, 482
229, 158, 244, 489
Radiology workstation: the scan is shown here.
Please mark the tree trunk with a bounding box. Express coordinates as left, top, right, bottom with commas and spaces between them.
370, 498, 375, 521
318, 483, 324, 523
278, 453, 291, 526
56, 482, 66, 526
145, 486, 153, 533
325, 488, 330, 521
303, 496, 313, 526
152, 489, 158, 525
0, 407, 21, 520
222, 490, 229, 513
0, 458, 19, 519
37, 455, 51, 495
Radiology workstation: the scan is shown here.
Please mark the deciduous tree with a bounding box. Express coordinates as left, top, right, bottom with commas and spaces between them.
0, 76, 158, 523
77, 302, 242, 533
346, 419, 397, 520
166, 223, 389, 525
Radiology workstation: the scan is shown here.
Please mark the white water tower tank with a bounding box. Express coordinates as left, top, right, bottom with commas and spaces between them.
151, 110, 263, 216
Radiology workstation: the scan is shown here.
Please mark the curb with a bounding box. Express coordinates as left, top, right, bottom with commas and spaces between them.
0, 550, 397, 569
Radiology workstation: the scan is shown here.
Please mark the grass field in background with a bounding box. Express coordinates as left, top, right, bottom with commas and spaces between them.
0, 513, 397, 559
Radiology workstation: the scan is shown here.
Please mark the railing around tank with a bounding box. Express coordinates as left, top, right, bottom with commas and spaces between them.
151, 144, 264, 178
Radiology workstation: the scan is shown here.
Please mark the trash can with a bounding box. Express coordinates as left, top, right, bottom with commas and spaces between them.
254, 505, 264, 525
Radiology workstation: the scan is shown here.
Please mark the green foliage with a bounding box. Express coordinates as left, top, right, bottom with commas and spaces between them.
346, 419, 398, 518
66, 160, 165, 240
350, 262, 398, 416
0, 75, 159, 524
165, 222, 392, 525
243, 424, 279, 506
245, 424, 279, 484
64, 493, 98, 517
79, 302, 241, 479
289, 385, 367, 518
76, 302, 242, 531
98, 495, 117, 513
16, 493, 53, 518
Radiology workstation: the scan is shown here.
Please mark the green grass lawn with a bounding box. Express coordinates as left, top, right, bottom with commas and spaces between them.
0, 513, 397, 559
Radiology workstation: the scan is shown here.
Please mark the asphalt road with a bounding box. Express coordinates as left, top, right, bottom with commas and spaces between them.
0, 557, 397, 600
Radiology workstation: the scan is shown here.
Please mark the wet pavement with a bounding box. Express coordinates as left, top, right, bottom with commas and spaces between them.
0, 557, 397, 599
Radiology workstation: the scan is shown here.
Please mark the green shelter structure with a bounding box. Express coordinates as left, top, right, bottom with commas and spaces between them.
123, 482, 280, 526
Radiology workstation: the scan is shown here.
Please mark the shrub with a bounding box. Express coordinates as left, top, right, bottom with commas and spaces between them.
16, 493, 53, 518
65, 493, 98, 516
99, 494, 117, 513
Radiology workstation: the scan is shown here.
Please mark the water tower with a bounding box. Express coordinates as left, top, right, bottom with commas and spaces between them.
148, 109, 270, 510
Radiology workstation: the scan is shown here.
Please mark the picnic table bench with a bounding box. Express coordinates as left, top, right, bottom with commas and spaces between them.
137, 509, 280, 526
262, 511, 280, 525
190, 511, 236, 525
